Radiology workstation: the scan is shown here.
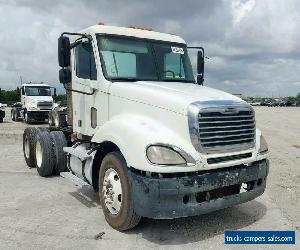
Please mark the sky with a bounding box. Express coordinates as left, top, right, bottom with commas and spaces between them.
0, 0, 299, 97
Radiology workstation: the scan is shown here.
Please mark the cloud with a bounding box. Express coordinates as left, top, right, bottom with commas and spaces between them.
0, 0, 299, 97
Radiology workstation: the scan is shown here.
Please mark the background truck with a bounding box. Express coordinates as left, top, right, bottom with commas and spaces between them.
22, 24, 269, 231
11, 83, 56, 123
0, 88, 5, 123
0, 103, 5, 123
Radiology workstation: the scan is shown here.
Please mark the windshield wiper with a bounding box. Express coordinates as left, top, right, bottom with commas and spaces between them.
162, 79, 195, 83
110, 77, 139, 82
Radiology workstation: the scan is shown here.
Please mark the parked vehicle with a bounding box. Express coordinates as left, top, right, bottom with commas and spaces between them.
0, 103, 5, 123
23, 24, 269, 231
11, 83, 56, 123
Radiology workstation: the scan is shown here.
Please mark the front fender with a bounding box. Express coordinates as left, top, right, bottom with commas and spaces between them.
91, 114, 203, 173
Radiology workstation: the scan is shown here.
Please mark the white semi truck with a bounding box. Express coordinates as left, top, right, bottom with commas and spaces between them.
11, 83, 55, 123
22, 24, 269, 231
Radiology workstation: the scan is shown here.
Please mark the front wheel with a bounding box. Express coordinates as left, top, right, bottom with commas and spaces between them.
99, 152, 141, 231
24, 111, 30, 124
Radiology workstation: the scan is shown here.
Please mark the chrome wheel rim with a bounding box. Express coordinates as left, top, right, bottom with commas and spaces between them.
102, 168, 122, 215
36, 141, 42, 168
24, 136, 30, 158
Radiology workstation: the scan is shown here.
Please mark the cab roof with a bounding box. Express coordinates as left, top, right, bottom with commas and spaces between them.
22, 83, 50, 87
80, 25, 186, 44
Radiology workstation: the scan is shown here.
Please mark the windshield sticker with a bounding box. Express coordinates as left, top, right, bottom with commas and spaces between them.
171, 47, 184, 54
101, 38, 109, 49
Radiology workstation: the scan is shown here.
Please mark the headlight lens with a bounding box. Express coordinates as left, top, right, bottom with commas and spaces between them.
259, 135, 268, 154
146, 145, 186, 165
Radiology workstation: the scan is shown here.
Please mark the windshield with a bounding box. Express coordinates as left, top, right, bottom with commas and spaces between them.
25, 87, 51, 96
97, 35, 195, 83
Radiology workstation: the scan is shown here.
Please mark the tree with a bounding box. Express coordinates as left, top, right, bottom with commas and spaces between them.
0, 88, 20, 104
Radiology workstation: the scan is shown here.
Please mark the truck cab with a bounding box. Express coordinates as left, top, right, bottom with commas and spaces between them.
12, 83, 55, 123
25, 24, 269, 231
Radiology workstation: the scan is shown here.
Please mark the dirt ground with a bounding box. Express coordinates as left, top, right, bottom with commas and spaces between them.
0, 107, 299, 249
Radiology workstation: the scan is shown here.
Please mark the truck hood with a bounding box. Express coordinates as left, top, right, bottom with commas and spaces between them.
110, 81, 244, 115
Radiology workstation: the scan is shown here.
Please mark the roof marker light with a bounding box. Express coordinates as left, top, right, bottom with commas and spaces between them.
127, 25, 153, 31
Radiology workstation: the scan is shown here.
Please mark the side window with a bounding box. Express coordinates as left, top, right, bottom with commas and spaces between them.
75, 42, 97, 80
164, 53, 186, 79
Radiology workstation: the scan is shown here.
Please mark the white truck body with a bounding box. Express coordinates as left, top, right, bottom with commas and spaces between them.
67, 25, 268, 175
14, 83, 54, 122
29, 24, 269, 228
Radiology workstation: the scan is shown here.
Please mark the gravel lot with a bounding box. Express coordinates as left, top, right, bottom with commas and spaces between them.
0, 107, 299, 249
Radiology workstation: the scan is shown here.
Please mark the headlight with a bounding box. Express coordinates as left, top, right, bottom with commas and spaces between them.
259, 135, 268, 154
146, 145, 186, 165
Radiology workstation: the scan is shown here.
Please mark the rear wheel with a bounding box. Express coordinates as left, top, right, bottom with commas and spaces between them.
15, 110, 19, 122
11, 110, 14, 121
23, 127, 39, 168
35, 131, 55, 177
50, 131, 68, 174
99, 152, 141, 231
23, 127, 50, 168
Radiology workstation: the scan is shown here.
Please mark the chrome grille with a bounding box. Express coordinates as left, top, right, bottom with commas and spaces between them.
198, 107, 255, 153
37, 101, 53, 110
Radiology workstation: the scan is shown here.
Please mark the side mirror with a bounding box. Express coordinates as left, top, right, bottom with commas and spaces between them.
59, 68, 71, 84
58, 36, 71, 67
197, 50, 204, 85
197, 75, 204, 85
197, 50, 204, 74
53, 88, 57, 98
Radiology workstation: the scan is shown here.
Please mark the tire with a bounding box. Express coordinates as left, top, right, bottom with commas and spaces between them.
48, 112, 54, 126
11, 110, 15, 121
23, 127, 50, 168
99, 152, 141, 231
15, 110, 19, 122
35, 131, 55, 177
23, 127, 39, 168
24, 111, 30, 124
0, 117, 3, 123
51, 112, 61, 128
50, 131, 68, 174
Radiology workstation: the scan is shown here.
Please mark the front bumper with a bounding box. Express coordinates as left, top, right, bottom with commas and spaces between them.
128, 159, 269, 219
27, 111, 49, 120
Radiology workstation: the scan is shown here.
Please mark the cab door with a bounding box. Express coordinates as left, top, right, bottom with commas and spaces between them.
71, 39, 108, 136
